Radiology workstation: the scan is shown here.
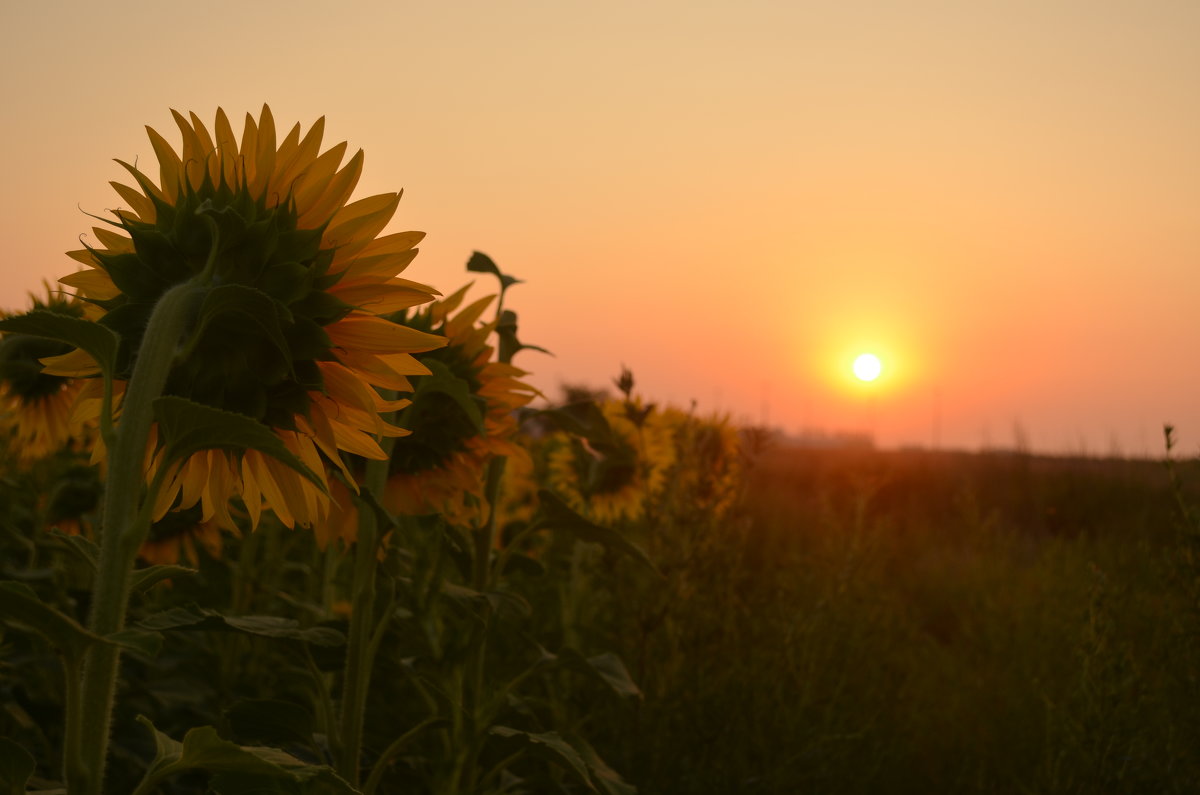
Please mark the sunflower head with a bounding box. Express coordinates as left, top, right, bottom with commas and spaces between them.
660, 407, 744, 521
382, 284, 537, 521
53, 107, 445, 533
0, 286, 90, 461
546, 399, 676, 525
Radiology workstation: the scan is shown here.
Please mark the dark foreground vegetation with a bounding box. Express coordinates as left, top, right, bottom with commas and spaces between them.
598, 443, 1200, 793
5, 438, 1200, 793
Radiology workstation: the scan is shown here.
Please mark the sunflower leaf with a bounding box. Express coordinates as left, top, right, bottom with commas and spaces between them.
466, 251, 522, 291
489, 727, 596, 791
496, 309, 550, 364
133, 716, 357, 795
153, 396, 328, 495
137, 604, 346, 647
556, 648, 642, 699
130, 564, 198, 595
531, 491, 658, 573
0, 310, 118, 377
0, 581, 109, 661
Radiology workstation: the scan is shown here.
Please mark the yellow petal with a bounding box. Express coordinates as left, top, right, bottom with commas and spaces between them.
299, 149, 363, 229
40, 348, 100, 377
246, 449, 294, 528
332, 250, 422, 287
146, 124, 183, 201
214, 108, 240, 187
327, 315, 447, 354
60, 269, 119, 301
330, 279, 436, 314
92, 227, 134, 253
250, 104, 277, 199
240, 453, 264, 530
109, 181, 156, 222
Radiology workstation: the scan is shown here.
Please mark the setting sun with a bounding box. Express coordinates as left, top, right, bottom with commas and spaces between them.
853, 353, 882, 382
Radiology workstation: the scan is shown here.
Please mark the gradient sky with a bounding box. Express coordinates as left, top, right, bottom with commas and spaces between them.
3, 0, 1198, 455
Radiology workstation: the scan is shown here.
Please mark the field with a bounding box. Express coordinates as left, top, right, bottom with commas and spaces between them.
595, 442, 1200, 793
7, 415, 1200, 793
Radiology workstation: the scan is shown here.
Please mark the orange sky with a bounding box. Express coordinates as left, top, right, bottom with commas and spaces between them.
2, 0, 1198, 455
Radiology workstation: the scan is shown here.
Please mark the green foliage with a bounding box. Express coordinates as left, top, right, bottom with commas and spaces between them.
0, 310, 118, 378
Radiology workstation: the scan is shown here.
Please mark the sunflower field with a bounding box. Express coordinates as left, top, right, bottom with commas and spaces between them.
6, 106, 1200, 795
0, 107, 755, 794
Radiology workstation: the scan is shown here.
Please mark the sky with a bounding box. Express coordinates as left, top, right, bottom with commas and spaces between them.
2, 0, 1198, 456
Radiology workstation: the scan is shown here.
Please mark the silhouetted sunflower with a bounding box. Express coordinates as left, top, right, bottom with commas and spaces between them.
661, 407, 743, 520
383, 284, 539, 524
546, 399, 675, 525
47, 106, 445, 533
0, 286, 91, 461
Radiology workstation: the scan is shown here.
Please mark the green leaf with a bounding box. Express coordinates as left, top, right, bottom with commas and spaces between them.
496, 309, 550, 363
46, 529, 99, 572
0, 581, 106, 661
439, 581, 531, 620
0, 310, 119, 377
137, 604, 345, 647
130, 563, 198, 595
108, 628, 164, 659
565, 733, 638, 795
489, 727, 596, 791
532, 491, 657, 572
0, 737, 35, 795
153, 396, 327, 494
466, 251, 522, 291
134, 717, 357, 795
558, 649, 642, 699
225, 699, 316, 750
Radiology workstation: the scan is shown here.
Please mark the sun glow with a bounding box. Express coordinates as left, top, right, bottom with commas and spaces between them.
853, 353, 882, 382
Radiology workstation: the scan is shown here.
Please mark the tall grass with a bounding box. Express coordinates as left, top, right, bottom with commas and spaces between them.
583, 445, 1200, 793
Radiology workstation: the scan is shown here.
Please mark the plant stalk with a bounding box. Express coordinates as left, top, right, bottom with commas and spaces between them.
68, 281, 200, 795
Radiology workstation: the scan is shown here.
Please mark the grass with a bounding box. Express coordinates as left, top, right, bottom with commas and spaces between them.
587, 444, 1200, 793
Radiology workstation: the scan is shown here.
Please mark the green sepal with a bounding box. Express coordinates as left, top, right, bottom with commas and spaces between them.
194, 284, 294, 367
531, 491, 657, 572
0, 310, 118, 378
415, 358, 486, 436
0, 737, 36, 795
152, 395, 328, 495
137, 604, 346, 647
133, 717, 358, 795
489, 727, 596, 791
0, 581, 106, 662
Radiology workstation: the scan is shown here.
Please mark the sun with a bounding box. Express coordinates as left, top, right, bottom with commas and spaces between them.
853, 353, 882, 382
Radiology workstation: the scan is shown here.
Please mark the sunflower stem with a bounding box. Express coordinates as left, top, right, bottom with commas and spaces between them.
68, 280, 201, 795
337, 430, 396, 786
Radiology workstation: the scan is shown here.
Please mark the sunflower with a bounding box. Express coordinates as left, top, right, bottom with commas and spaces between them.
0, 285, 92, 462
47, 106, 445, 536
546, 399, 675, 525
382, 284, 539, 524
660, 407, 743, 521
